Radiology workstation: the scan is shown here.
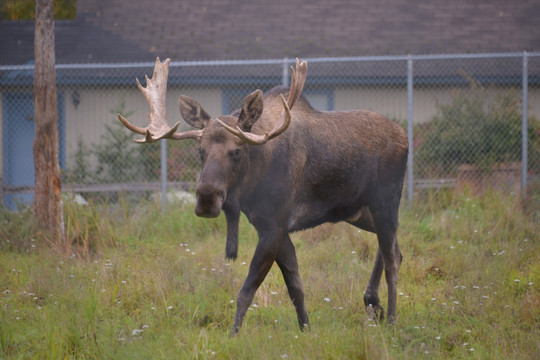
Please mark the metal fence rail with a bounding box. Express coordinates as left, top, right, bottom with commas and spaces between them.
1, 52, 539, 209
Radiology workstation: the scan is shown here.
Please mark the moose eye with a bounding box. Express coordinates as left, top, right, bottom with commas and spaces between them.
229, 148, 242, 161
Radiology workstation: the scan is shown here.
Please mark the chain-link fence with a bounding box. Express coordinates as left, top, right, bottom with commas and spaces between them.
1, 52, 539, 209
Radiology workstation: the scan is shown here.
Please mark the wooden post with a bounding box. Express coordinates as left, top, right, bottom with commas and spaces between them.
33, 0, 64, 242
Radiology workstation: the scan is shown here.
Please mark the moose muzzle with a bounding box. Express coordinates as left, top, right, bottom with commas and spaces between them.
194, 183, 226, 218
194, 158, 227, 218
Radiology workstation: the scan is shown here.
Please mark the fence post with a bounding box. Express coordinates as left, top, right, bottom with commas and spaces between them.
282, 58, 289, 86
522, 51, 528, 193
161, 139, 167, 210
407, 55, 414, 205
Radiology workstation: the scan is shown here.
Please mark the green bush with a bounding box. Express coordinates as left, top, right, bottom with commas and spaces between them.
93, 121, 160, 183
416, 80, 540, 177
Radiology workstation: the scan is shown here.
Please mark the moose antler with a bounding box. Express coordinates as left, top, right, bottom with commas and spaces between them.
118, 57, 203, 143
217, 58, 308, 145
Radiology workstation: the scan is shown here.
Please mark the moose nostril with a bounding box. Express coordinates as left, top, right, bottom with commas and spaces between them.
195, 185, 226, 218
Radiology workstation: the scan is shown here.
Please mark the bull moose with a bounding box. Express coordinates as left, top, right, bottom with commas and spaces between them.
118, 57, 408, 335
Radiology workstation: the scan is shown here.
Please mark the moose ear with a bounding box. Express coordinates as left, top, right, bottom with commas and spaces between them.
237, 90, 264, 132
178, 95, 211, 129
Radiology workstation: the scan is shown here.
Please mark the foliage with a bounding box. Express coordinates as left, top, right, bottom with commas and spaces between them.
89, 97, 151, 183
416, 79, 540, 177
63, 135, 94, 184
0, 0, 76, 20
92, 121, 155, 183
1, 189, 539, 359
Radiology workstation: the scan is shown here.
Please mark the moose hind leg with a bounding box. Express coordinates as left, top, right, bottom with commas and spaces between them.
372, 207, 403, 323
347, 209, 384, 320
275, 234, 309, 331
363, 249, 385, 320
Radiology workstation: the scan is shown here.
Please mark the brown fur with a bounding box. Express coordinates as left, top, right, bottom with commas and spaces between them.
180, 84, 408, 336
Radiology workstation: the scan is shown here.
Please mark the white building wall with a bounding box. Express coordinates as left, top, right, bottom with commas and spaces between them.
63, 86, 222, 168
334, 86, 540, 125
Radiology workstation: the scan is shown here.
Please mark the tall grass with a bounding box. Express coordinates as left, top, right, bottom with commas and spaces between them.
0, 189, 538, 359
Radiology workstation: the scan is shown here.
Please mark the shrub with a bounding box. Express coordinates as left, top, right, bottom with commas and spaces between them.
416, 79, 540, 177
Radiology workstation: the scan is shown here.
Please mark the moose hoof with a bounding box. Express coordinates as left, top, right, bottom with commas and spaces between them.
229, 326, 239, 337
365, 303, 385, 322
363, 293, 384, 322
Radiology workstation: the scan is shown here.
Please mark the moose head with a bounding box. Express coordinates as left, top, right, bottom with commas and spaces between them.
118, 57, 307, 219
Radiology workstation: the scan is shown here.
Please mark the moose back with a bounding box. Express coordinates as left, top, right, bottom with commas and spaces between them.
118, 58, 408, 335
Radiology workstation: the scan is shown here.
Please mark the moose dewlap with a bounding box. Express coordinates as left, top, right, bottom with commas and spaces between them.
119, 57, 408, 335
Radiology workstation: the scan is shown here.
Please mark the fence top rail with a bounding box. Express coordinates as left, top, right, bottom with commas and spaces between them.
1, 51, 540, 72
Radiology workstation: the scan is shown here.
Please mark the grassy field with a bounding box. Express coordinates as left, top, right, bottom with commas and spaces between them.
0, 189, 539, 359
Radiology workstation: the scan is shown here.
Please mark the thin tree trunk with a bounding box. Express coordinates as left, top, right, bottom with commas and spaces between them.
34, 0, 64, 242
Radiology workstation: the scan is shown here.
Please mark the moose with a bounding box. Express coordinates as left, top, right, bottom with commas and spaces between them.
119, 58, 408, 335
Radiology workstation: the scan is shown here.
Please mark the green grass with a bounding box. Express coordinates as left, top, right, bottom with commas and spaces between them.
0, 189, 539, 359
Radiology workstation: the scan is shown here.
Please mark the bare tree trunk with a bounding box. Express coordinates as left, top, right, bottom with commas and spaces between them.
34, 0, 64, 243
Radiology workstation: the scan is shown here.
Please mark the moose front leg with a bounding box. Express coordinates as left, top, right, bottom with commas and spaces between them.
223, 200, 240, 260
230, 227, 282, 336
275, 234, 309, 331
